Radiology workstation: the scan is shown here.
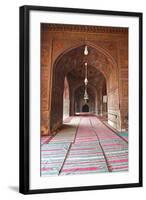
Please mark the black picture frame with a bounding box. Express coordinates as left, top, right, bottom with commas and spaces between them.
19, 5, 143, 194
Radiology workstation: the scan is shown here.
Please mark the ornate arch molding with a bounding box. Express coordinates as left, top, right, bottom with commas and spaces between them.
52, 42, 118, 80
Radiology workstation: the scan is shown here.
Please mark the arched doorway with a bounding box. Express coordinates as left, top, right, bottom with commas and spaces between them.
82, 104, 89, 112
49, 44, 119, 132
74, 84, 97, 114
40, 23, 128, 136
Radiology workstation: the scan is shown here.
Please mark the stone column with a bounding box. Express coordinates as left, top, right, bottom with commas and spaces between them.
41, 31, 53, 135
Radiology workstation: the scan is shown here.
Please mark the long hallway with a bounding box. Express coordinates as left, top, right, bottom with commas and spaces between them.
41, 116, 128, 176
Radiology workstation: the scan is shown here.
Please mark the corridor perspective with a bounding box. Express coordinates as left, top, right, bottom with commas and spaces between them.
40, 24, 128, 176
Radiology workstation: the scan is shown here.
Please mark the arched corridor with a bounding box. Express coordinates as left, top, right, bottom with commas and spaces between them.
50, 44, 108, 130
41, 23, 128, 176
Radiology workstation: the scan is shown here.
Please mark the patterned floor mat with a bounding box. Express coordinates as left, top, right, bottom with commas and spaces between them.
41, 142, 71, 176
91, 117, 128, 172
41, 115, 128, 176
60, 141, 109, 175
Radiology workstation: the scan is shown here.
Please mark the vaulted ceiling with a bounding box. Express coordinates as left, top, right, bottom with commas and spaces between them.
55, 45, 107, 92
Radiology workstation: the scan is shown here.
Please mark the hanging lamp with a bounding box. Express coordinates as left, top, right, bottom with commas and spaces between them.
83, 54, 89, 102
84, 45, 88, 55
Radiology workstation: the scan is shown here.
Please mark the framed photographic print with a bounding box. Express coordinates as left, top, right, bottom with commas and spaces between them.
19, 5, 143, 194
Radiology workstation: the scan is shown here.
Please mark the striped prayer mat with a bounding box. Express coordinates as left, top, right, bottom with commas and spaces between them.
41, 115, 128, 176
60, 117, 108, 175
41, 142, 71, 176
60, 141, 109, 175
91, 117, 128, 172
118, 132, 128, 142
41, 117, 80, 176
41, 136, 51, 145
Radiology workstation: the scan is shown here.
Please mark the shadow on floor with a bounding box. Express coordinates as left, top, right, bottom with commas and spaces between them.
8, 186, 19, 193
